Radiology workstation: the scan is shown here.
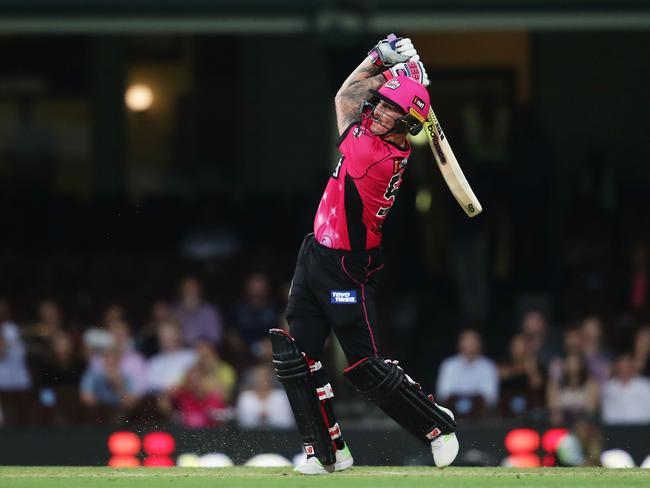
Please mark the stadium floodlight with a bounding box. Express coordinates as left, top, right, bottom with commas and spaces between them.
125, 84, 154, 112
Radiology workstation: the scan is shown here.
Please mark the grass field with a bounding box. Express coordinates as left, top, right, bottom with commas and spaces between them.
1, 467, 649, 488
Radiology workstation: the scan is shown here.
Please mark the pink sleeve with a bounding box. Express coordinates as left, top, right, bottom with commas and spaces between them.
337, 123, 390, 178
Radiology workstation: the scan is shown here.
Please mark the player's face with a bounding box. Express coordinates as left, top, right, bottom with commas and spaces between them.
369, 101, 403, 135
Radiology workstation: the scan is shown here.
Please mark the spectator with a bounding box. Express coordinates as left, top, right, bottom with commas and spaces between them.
547, 353, 599, 425
520, 308, 561, 366
236, 365, 293, 428
0, 299, 20, 345
38, 331, 85, 387
229, 273, 279, 353
580, 316, 612, 383
0, 331, 31, 391
102, 304, 126, 326
137, 301, 174, 357
80, 346, 139, 409
22, 299, 64, 343
89, 320, 147, 395
146, 320, 196, 393
548, 326, 583, 383
633, 325, 650, 377
173, 276, 223, 346
236, 338, 280, 391
601, 353, 650, 425
192, 339, 236, 403
436, 329, 499, 416
498, 333, 545, 416
163, 365, 230, 429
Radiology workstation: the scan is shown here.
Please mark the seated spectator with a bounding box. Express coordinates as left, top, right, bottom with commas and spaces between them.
229, 273, 279, 354
580, 316, 611, 384
137, 301, 174, 357
549, 326, 584, 382
520, 308, 561, 367
547, 353, 599, 425
162, 365, 230, 429
22, 300, 66, 369
633, 325, 650, 377
80, 346, 139, 409
498, 333, 545, 416
102, 304, 126, 326
236, 338, 281, 391
0, 299, 20, 345
192, 339, 236, 403
601, 353, 650, 425
23, 299, 64, 343
38, 331, 85, 387
0, 330, 31, 391
89, 319, 147, 395
436, 329, 498, 417
173, 276, 223, 346
146, 320, 196, 393
236, 365, 293, 428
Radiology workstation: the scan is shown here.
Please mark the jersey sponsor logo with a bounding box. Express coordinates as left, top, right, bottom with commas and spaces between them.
330, 290, 358, 304
385, 79, 401, 90
412, 96, 426, 110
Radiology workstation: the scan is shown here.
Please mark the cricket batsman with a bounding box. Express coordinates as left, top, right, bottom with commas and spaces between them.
270, 35, 459, 474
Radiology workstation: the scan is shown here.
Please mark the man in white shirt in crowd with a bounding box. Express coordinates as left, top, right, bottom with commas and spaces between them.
146, 320, 197, 393
601, 353, 650, 425
436, 329, 498, 413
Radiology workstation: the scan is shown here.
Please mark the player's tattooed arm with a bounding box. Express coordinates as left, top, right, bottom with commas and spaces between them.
335, 58, 386, 134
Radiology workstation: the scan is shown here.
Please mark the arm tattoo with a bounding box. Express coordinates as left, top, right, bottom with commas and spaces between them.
337, 76, 384, 127
335, 60, 385, 133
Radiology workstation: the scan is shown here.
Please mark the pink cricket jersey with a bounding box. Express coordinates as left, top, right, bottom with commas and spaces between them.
314, 122, 411, 251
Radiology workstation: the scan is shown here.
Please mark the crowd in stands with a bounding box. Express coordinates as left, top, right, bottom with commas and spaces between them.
435, 310, 650, 426
0, 273, 291, 428
2, 275, 650, 429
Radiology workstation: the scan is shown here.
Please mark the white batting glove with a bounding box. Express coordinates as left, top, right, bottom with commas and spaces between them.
394, 38, 420, 62
383, 60, 430, 87
368, 36, 420, 68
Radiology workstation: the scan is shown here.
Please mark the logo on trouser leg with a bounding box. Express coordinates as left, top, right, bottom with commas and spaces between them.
426, 428, 442, 440
330, 290, 358, 304
304, 444, 315, 456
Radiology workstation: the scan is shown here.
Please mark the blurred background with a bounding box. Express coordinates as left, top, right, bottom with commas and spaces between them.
1, 0, 650, 469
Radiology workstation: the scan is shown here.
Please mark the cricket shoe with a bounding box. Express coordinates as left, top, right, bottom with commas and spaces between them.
293, 443, 354, 475
431, 404, 459, 468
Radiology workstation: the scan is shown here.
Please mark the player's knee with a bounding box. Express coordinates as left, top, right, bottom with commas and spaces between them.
269, 328, 324, 380
270, 328, 309, 380
343, 357, 402, 401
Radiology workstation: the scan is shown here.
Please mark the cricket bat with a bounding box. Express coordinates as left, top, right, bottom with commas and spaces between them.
423, 107, 483, 217
385, 33, 482, 218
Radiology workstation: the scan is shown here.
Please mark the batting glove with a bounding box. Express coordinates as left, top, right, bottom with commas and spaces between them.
368, 37, 419, 68
382, 60, 430, 86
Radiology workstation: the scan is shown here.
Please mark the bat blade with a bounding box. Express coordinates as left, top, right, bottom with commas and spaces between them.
423, 107, 483, 217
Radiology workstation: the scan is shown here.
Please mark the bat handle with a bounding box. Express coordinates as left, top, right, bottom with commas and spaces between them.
387, 33, 397, 49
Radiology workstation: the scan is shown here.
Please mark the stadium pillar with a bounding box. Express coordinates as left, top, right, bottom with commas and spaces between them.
90, 36, 126, 197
